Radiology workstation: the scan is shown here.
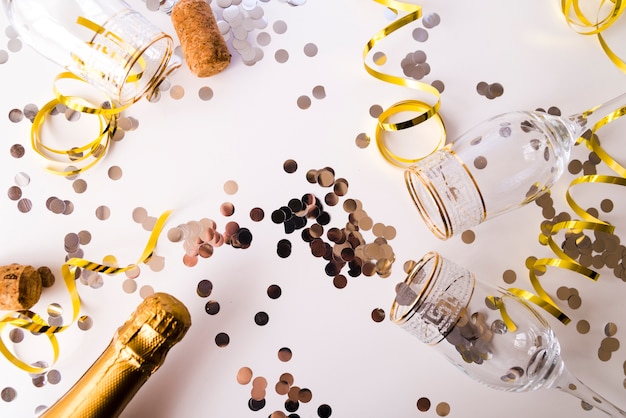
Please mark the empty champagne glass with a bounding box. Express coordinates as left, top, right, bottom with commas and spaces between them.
404, 93, 626, 239
3, 0, 180, 105
390, 251, 625, 416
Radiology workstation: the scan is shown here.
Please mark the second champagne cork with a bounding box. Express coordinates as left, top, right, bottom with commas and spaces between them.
171, 0, 231, 77
0, 264, 42, 310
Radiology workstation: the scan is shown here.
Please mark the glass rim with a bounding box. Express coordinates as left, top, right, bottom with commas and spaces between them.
390, 251, 441, 324
117, 32, 175, 105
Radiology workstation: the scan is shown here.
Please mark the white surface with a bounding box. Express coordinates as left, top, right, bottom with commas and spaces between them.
0, 0, 625, 417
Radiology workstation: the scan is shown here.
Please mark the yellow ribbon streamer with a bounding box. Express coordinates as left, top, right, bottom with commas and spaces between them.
561, 0, 626, 73
364, 0, 445, 167
0, 210, 172, 373
510, 102, 626, 325
30, 72, 136, 176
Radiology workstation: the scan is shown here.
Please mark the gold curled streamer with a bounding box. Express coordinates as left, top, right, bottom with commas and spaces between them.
30, 72, 134, 176
516, 103, 626, 325
364, 0, 445, 167
0, 210, 172, 373
561, 0, 626, 73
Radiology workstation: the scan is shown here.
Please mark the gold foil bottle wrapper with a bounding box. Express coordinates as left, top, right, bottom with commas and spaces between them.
39, 292, 192, 418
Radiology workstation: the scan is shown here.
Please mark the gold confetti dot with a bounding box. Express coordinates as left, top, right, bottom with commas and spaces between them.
574, 319, 590, 334
461, 230, 475, 244
436, 402, 451, 416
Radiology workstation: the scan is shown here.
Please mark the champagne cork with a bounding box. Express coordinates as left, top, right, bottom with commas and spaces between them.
0, 264, 43, 310
171, 0, 231, 77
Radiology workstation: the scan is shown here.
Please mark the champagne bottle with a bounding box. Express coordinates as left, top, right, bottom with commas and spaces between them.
40, 292, 192, 418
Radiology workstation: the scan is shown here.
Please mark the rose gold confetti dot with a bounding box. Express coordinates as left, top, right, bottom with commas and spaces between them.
224, 180, 238, 195
372, 51, 387, 65
312, 85, 326, 99
132, 207, 148, 223
170, 85, 185, 99
1, 387, 16, 402
124, 265, 141, 280
303, 42, 318, 57
198, 86, 214, 101
355, 132, 370, 148
257, 31, 271, 46
10, 144, 24, 158
17, 198, 31, 213
220, 202, 235, 216
95, 205, 110, 220
275, 381, 290, 395
275, 49, 289, 63
7, 186, 21, 201
333, 274, 347, 289
383, 225, 397, 240
9, 328, 23, 343
77, 315, 93, 331
8, 109, 23, 123
297, 95, 311, 109
107, 166, 122, 180
369, 104, 383, 118
273, 20, 287, 34
139, 285, 154, 299
77, 230, 91, 245
568, 159, 583, 175
183, 253, 198, 267
249, 207, 265, 222
237, 367, 253, 385
371, 308, 385, 322
72, 179, 87, 193
147, 254, 165, 272
278, 347, 292, 362
122, 279, 137, 293
474, 156, 487, 169
431, 80, 445, 93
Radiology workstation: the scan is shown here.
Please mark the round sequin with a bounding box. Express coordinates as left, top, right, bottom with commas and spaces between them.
473, 156, 487, 169
275, 49, 289, 63
198, 86, 214, 101
254, 311, 269, 325
416, 397, 431, 411
297, 95, 311, 109
215, 332, 230, 347
17, 198, 32, 213
303, 42, 318, 57
1, 387, 16, 402
197, 279, 213, 297
205, 300, 221, 315
107, 166, 123, 180
95, 205, 111, 220
278, 347, 292, 362
224, 180, 239, 195
10, 144, 24, 158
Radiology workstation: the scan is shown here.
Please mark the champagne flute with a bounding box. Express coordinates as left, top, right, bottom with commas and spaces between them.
404, 93, 626, 239
390, 251, 626, 416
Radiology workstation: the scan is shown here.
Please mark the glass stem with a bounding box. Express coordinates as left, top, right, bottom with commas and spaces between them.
553, 367, 626, 416
569, 91, 626, 138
